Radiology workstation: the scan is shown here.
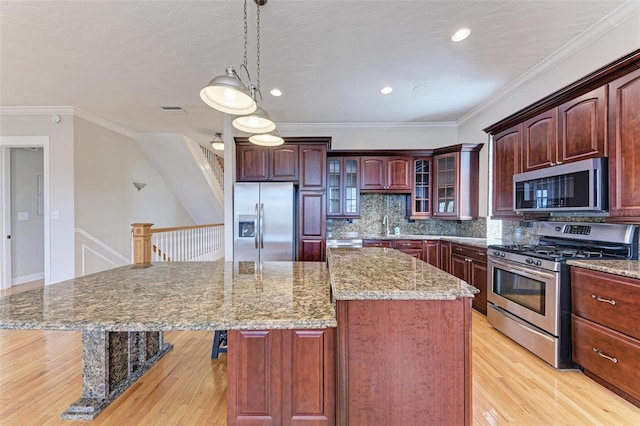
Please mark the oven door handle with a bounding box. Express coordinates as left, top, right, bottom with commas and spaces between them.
489, 258, 556, 282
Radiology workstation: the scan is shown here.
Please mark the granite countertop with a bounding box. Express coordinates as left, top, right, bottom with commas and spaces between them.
328, 247, 478, 301
327, 232, 494, 248
567, 259, 640, 280
0, 261, 337, 331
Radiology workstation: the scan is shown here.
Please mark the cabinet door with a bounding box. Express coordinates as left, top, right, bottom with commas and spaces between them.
470, 259, 487, 315
608, 68, 640, 221
282, 329, 336, 426
433, 153, 458, 217
423, 240, 440, 268
411, 157, 432, 218
522, 109, 558, 171
298, 191, 326, 262
440, 241, 451, 273
237, 145, 269, 181
558, 86, 607, 163
450, 254, 468, 281
299, 144, 326, 190
360, 157, 386, 190
386, 157, 411, 191
492, 125, 522, 219
271, 145, 299, 181
327, 158, 342, 216
227, 330, 282, 426
343, 157, 360, 216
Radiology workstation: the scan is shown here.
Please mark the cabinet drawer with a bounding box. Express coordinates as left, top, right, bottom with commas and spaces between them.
450, 243, 487, 262
572, 315, 640, 401
571, 267, 640, 340
394, 240, 423, 249
362, 240, 393, 248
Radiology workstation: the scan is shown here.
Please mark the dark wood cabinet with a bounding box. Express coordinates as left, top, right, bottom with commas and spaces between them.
237, 144, 299, 182
394, 240, 423, 260
360, 156, 411, 192
558, 85, 608, 163
571, 267, 640, 407
608, 68, 640, 222
432, 144, 481, 220
227, 328, 336, 426
423, 240, 440, 268
336, 298, 472, 425
299, 144, 327, 190
410, 157, 432, 218
492, 125, 523, 219
522, 109, 558, 172
362, 239, 393, 248
298, 191, 326, 261
439, 240, 451, 274
450, 243, 487, 314
327, 157, 360, 218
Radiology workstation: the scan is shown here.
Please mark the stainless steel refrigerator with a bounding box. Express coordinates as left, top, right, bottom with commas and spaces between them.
234, 182, 296, 261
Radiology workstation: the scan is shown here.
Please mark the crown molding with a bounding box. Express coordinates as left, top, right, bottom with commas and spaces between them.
0, 106, 135, 139
457, 0, 640, 128
278, 121, 457, 130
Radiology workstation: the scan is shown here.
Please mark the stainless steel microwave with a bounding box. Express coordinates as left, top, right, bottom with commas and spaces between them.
513, 158, 607, 213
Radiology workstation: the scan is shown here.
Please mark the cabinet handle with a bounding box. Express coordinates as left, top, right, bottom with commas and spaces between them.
592, 294, 617, 305
593, 348, 618, 363
556, 161, 562, 165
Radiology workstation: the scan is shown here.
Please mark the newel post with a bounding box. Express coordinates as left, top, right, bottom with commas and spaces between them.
131, 223, 153, 264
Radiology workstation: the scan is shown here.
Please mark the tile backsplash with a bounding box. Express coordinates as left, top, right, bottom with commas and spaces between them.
327, 194, 487, 238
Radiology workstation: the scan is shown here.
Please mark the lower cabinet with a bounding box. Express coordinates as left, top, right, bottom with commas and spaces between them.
423, 240, 440, 268
362, 239, 393, 248
450, 243, 487, 314
571, 267, 640, 407
439, 240, 451, 274
394, 240, 423, 260
298, 191, 326, 261
227, 328, 336, 426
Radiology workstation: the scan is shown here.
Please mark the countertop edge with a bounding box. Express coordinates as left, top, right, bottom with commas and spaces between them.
567, 259, 640, 280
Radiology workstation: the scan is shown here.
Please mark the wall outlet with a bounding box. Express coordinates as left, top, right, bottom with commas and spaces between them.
51, 210, 60, 220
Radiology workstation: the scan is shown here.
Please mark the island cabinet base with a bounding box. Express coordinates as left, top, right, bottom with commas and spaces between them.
61, 331, 172, 420
227, 328, 336, 426
336, 298, 472, 426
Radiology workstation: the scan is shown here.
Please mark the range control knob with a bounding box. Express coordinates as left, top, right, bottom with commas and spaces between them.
526, 258, 534, 264
501, 252, 506, 257
534, 260, 542, 266
493, 251, 501, 256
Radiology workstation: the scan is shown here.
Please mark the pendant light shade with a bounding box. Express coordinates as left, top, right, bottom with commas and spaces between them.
210, 132, 224, 150
200, 66, 257, 115
232, 105, 276, 133
249, 130, 284, 146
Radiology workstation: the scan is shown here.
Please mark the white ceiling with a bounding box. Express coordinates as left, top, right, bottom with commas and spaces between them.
0, 0, 635, 145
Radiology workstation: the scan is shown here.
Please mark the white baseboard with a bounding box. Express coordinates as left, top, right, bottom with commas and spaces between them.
12, 272, 45, 286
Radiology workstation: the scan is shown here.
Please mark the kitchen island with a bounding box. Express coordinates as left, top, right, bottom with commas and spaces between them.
0, 248, 477, 425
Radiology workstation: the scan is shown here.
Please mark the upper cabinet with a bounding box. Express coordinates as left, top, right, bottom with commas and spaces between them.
522, 109, 558, 172
492, 125, 523, 220
360, 156, 411, 192
237, 144, 298, 182
432, 144, 481, 220
410, 157, 432, 218
299, 144, 327, 190
558, 86, 608, 163
327, 156, 360, 218
608, 68, 640, 222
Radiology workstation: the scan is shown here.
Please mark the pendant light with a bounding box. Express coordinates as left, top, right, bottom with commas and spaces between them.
199, 1, 257, 115
210, 132, 224, 150
249, 129, 284, 146
232, 0, 278, 135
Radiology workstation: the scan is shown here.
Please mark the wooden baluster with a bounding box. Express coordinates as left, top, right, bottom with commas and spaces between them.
131, 223, 153, 264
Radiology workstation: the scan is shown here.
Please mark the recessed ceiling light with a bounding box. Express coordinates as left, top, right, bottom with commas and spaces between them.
451, 28, 471, 42
380, 86, 393, 95
270, 88, 282, 97
413, 85, 426, 93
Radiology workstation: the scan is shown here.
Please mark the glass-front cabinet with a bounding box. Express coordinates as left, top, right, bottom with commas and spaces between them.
411, 157, 432, 218
433, 153, 458, 217
327, 156, 360, 217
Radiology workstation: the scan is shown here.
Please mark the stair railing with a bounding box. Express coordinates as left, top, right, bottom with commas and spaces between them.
200, 145, 224, 189
131, 223, 224, 263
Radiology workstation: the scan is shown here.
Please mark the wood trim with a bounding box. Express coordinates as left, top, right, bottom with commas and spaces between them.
485, 49, 640, 135
327, 143, 482, 157
235, 137, 331, 147
150, 223, 223, 234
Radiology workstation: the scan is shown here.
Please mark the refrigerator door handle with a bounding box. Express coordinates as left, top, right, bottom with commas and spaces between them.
260, 203, 265, 249
254, 203, 259, 249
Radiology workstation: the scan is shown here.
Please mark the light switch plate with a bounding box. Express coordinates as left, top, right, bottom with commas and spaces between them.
18, 212, 29, 221
51, 210, 60, 220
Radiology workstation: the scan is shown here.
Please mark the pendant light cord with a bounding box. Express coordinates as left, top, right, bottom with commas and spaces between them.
256, 2, 261, 92
243, 0, 248, 70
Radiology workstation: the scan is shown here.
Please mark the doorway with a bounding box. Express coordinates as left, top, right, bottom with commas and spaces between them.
0, 136, 50, 290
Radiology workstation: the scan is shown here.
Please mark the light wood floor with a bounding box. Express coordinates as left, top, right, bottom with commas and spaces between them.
1, 287, 639, 425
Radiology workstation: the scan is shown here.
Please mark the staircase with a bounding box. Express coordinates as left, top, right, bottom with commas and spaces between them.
134, 134, 224, 224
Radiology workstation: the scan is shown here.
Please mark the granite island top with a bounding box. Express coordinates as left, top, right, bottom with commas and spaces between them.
567, 259, 640, 280
328, 247, 478, 300
327, 232, 494, 249
0, 261, 337, 331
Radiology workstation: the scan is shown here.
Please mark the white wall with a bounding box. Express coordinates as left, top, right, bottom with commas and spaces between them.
1, 111, 75, 284
73, 117, 195, 269
10, 147, 44, 283
457, 12, 640, 216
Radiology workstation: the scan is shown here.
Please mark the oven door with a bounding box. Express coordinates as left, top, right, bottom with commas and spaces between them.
488, 257, 559, 336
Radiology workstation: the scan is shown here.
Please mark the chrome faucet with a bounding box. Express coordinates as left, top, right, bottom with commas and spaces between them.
383, 215, 390, 236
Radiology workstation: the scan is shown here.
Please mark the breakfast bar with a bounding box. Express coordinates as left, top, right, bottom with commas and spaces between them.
0, 248, 477, 425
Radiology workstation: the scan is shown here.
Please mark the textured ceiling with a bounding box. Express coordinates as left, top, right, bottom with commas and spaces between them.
0, 0, 634, 144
